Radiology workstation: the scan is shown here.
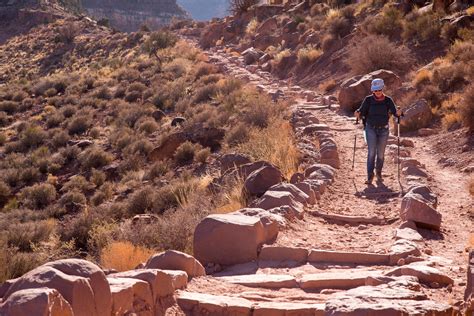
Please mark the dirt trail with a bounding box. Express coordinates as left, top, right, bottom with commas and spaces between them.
178, 40, 474, 313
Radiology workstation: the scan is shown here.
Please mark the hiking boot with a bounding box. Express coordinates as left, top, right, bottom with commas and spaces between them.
376, 171, 383, 182
365, 174, 374, 185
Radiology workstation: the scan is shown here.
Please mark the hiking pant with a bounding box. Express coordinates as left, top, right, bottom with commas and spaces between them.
365, 125, 389, 179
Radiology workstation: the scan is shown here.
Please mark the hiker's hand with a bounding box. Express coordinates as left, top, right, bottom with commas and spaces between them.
355, 111, 361, 120
396, 109, 402, 117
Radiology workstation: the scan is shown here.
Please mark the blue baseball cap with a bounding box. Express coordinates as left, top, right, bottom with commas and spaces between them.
371, 78, 384, 91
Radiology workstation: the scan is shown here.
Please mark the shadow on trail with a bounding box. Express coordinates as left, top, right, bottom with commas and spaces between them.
418, 228, 445, 241
354, 181, 400, 203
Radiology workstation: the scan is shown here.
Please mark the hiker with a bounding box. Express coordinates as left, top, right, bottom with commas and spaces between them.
355, 78, 402, 185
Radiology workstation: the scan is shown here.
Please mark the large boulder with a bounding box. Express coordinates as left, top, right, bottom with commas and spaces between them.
236, 208, 284, 243
194, 214, 266, 266
250, 190, 305, 219
219, 153, 251, 174
244, 165, 283, 197
399, 99, 432, 132
242, 47, 263, 65
304, 163, 336, 184
256, 17, 278, 35
268, 183, 309, 205
106, 277, 153, 316
400, 192, 442, 230
338, 69, 402, 112
42, 259, 112, 316
144, 250, 205, 278
0, 288, 73, 316
4, 266, 96, 316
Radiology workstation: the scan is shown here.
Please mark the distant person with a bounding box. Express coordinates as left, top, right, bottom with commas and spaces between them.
355, 78, 402, 185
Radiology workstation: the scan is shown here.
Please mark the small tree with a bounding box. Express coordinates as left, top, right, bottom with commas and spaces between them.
229, 0, 258, 15
142, 31, 177, 65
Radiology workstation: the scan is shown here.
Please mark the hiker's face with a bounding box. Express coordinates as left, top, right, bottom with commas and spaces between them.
373, 89, 383, 96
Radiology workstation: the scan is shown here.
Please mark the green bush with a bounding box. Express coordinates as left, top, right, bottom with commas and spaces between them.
403, 12, 441, 42
365, 6, 403, 39
21, 183, 57, 209
142, 31, 178, 61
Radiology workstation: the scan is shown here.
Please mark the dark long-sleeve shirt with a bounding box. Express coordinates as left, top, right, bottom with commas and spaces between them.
357, 95, 397, 127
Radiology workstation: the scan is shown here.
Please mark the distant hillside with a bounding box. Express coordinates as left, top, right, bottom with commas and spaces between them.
82, 0, 190, 32
177, 0, 228, 20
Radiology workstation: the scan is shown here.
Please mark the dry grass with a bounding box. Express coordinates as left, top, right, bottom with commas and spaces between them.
214, 176, 245, 214
237, 119, 299, 179
318, 79, 337, 93
101, 241, 155, 271
441, 112, 461, 130
297, 46, 323, 67
412, 69, 432, 89
246, 18, 259, 35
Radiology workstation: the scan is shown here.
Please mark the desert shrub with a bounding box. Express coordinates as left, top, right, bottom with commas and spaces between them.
89, 127, 101, 139
246, 18, 259, 35
319, 79, 337, 93
142, 31, 177, 61
101, 241, 154, 271
128, 82, 147, 93
46, 112, 64, 128
91, 191, 106, 206
193, 83, 217, 103
432, 63, 467, 93
125, 139, 154, 157
51, 130, 70, 148
242, 96, 276, 128
21, 183, 57, 209
365, 5, 403, 39
6, 219, 55, 251
33, 76, 68, 96
80, 147, 113, 170
0, 243, 43, 282
68, 115, 90, 135
195, 147, 211, 164
20, 125, 46, 150
216, 78, 243, 95
124, 91, 141, 103
413, 69, 432, 89
44, 88, 57, 97
0, 111, 10, 127
229, 0, 258, 14
59, 146, 81, 163
0, 132, 6, 146
326, 15, 352, 38
321, 34, 337, 51
195, 62, 218, 79
115, 69, 140, 82
297, 45, 323, 67
61, 177, 92, 197
441, 112, 461, 130
61, 105, 76, 118
310, 3, 329, 16
346, 34, 414, 75
95, 86, 112, 100
114, 85, 127, 99
0, 101, 18, 114
0, 181, 11, 206
12, 91, 28, 102
58, 213, 93, 250
137, 119, 158, 135
441, 23, 458, 43
420, 84, 442, 107
174, 141, 199, 165
20, 98, 34, 111
144, 161, 170, 181
19, 167, 40, 185
56, 23, 79, 44
447, 40, 474, 65
90, 169, 106, 187
403, 11, 441, 42
127, 187, 155, 216
152, 178, 200, 213
58, 190, 87, 213
459, 84, 474, 131
224, 123, 249, 147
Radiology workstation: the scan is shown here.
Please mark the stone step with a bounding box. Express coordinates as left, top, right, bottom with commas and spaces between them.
308, 249, 390, 265
298, 271, 378, 290
177, 291, 325, 315
216, 274, 298, 289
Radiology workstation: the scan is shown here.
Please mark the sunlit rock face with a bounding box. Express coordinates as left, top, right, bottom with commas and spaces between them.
82, 0, 190, 32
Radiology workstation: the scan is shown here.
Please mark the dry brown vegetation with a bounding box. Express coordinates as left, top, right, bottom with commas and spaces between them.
0, 18, 298, 281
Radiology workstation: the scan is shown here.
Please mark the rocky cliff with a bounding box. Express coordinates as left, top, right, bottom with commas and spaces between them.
82, 0, 190, 32
177, 0, 228, 21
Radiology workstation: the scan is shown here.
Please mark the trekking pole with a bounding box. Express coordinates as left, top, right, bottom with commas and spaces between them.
352, 118, 359, 170
397, 108, 404, 194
